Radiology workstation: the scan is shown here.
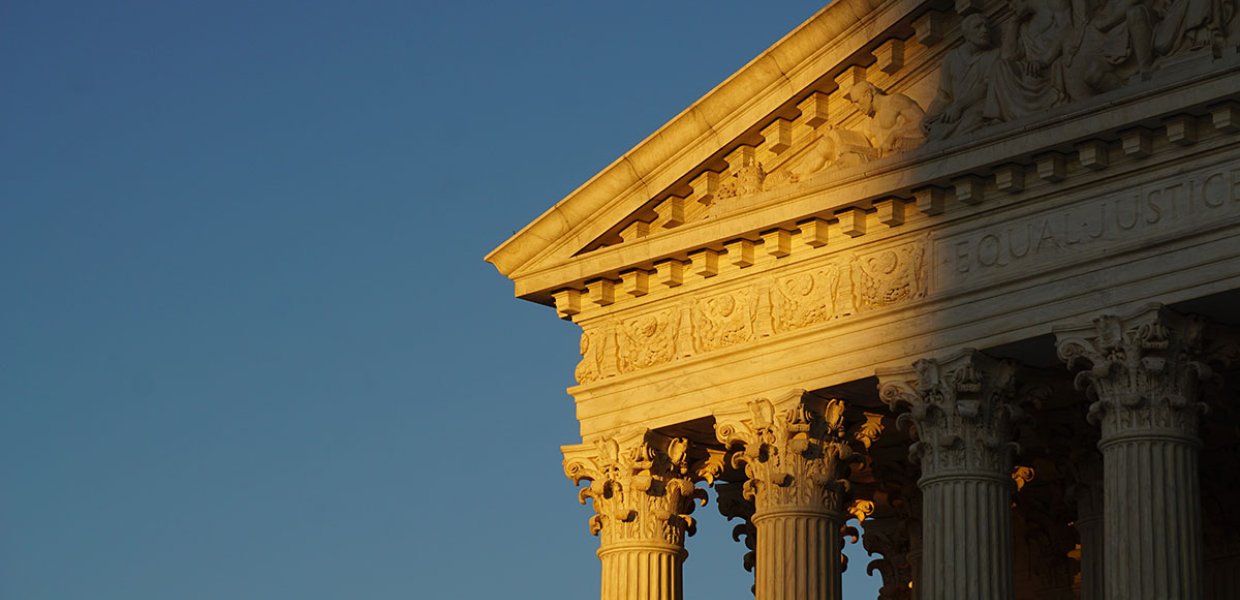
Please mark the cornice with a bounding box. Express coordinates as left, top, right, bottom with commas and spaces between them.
523, 61, 1240, 313
485, 0, 922, 279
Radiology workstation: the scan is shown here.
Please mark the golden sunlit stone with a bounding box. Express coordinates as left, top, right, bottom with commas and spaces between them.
487, 1, 1240, 597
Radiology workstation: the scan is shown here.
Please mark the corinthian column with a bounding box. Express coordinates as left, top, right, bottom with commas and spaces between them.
1056, 306, 1213, 600
715, 392, 858, 600
564, 432, 707, 600
878, 350, 1035, 600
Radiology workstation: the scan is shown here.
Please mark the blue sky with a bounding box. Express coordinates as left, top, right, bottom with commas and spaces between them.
1, 2, 881, 597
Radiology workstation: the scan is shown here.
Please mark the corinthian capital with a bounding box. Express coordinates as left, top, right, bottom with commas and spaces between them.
714, 391, 859, 513
1054, 305, 1218, 438
563, 432, 707, 547
878, 349, 1041, 478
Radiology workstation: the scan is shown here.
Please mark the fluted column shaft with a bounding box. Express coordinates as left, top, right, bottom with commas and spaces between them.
598, 541, 685, 600
752, 508, 843, 600
1099, 431, 1202, 599
879, 350, 1032, 600
716, 394, 857, 600
1057, 306, 1214, 600
919, 473, 1015, 599
564, 433, 707, 600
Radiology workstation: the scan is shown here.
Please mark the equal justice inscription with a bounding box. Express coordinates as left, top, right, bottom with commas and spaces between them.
937, 162, 1240, 286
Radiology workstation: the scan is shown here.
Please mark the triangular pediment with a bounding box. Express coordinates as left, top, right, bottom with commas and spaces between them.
487, 0, 1240, 307
485, 0, 920, 288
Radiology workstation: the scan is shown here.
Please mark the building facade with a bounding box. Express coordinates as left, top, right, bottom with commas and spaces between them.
486, 1, 1240, 598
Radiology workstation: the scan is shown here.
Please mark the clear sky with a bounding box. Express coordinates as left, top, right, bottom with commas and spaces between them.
2, 2, 882, 598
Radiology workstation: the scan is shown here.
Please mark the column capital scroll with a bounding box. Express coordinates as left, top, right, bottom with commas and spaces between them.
877, 349, 1045, 479
1053, 305, 1222, 440
563, 431, 708, 548
714, 391, 860, 515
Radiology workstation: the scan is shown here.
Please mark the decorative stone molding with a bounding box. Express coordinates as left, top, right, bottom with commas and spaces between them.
862, 515, 914, 600
563, 433, 707, 548
1055, 305, 1212, 441
878, 350, 1044, 600
715, 481, 757, 590
564, 432, 710, 600
715, 392, 863, 599
715, 393, 858, 513
571, 238, 929, 384
1054, 304, 1240, 600
878, 350, 1037, 480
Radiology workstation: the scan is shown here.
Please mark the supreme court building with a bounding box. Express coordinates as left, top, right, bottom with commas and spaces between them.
486, 1, 1240, 598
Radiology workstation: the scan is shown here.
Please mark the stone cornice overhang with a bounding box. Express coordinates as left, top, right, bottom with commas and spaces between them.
568, 134, 1240, 437
505, 61, 1240, 305
485, 0, 922, 285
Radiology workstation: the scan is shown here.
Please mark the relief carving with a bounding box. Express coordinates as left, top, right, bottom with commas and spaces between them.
575, 327, 610, 384
715, 163, 767, 203
563, 433, 708, 547
879, 351, 1043, 476
785, 82, 926, 183
770, 266, 844, 333
791, 128, 881, 178
715, 395, 860, 512
986, 0, 1074, 121
1154, 0, 1235, 56
929, 2, 1236, 139
691, 290, 758, 353
617, 310, 679, 373
1067, 0, 1157, 95
851, 241, 927, 313
924, 14, 1001, 142
845, 82, 927, 155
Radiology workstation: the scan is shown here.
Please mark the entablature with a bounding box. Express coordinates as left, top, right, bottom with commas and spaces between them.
539, 63, 1240, 315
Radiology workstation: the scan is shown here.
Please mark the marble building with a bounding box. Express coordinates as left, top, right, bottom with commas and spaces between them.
486, 1, 1240, 598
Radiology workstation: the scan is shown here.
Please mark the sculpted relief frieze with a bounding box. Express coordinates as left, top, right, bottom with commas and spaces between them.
691, 289, 759, 353
616, 309, 680, 375
937, 163, 1240, 287
770, 264, 846, 333
590, 2, 1237, 254
852, 242, 928, 312
574, 239, 927, 384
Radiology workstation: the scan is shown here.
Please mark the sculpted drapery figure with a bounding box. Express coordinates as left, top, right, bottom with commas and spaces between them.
1064, 0, 1156, 97
1153, 0, 1236, 56
985, 0, 1073, 120
923, 14, 1001, 142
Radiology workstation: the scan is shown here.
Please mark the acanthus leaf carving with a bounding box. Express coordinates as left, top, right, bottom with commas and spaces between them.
715, 481, 758, 577
879, 350, 1037, 478
715, 393, 860, 513
1054, 305, 1222, 439
563, 432, 708, 547
863, 515, 915, 600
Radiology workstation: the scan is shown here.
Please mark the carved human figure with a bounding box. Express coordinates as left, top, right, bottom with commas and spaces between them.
985, 0, 1073, 121
1063, 0, 1154, 98
1152, 0, 1236, 56
790, 127, 879, 178
923, 14, 1000, 142
844, 81, 927, 155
